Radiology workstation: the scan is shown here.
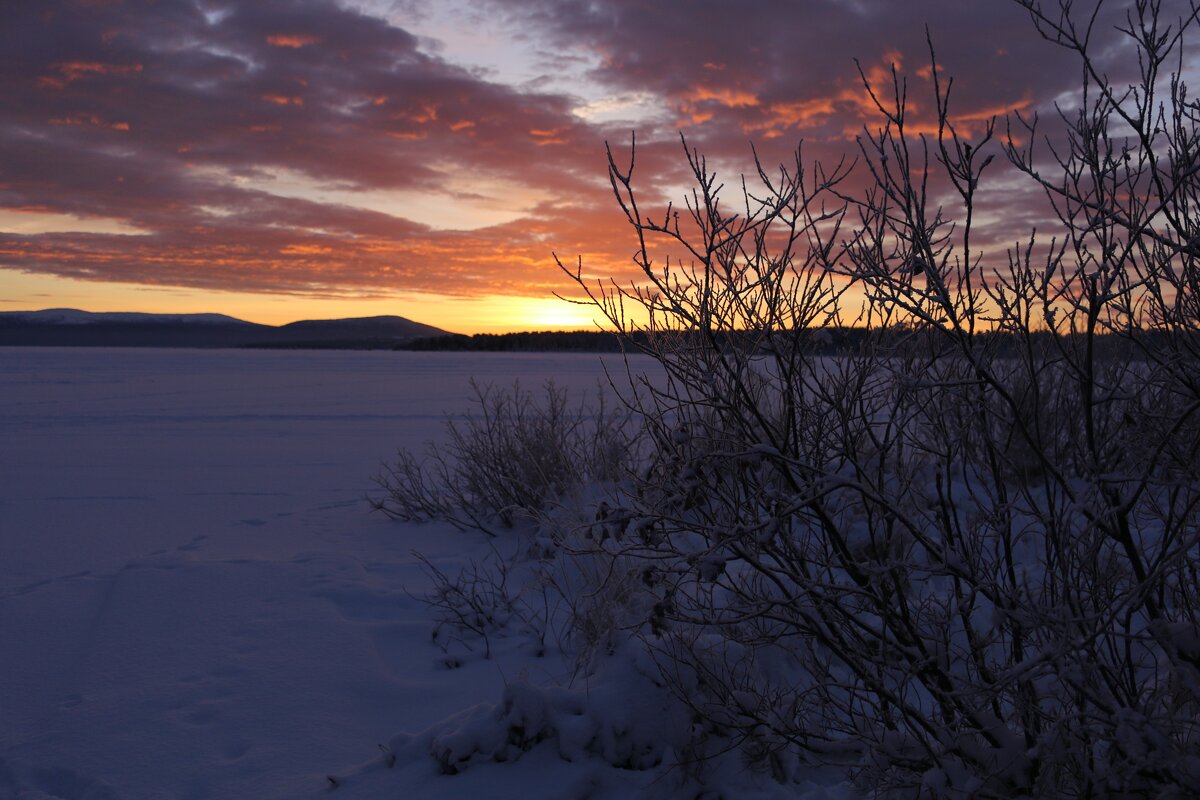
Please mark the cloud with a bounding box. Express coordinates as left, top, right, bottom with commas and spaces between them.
0, 0, 630, 296
266, 33, 320, 48
0, 0, 1176, 306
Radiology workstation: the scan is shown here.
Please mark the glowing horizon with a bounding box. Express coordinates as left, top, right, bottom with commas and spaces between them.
0, 1, 1135, 332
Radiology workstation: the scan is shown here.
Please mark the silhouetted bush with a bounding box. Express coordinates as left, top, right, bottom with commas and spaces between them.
373, 381, 637, 534
384, 2, 1200, 794
549, 2, 1200, 795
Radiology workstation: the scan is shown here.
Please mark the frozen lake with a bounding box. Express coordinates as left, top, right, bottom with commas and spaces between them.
0, 347, 660, 799
0, 347, 647, 580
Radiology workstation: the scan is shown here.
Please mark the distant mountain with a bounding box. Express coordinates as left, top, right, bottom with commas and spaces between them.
0, 309, 451, 349
0, 309, 255, 327
271, 315, 447, 343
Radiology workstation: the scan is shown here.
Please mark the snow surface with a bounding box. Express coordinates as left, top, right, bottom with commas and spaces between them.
0, 347, 849, 799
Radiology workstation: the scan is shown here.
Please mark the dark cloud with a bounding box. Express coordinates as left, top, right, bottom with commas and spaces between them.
0, 0, 624, 296
0, 0, 1181, 302
486, 1, 1079, 138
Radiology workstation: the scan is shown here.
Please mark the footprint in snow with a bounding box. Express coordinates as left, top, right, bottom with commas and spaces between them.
58, 694, 83, 709
29, 767, 119, 800
176, 534, 209, 552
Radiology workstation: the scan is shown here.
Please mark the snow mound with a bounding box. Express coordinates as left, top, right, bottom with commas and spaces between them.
429, 643, 684, 773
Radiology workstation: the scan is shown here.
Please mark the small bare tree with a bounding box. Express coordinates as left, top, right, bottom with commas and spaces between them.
556, 1, 1200, 795
373, 381, 636, 534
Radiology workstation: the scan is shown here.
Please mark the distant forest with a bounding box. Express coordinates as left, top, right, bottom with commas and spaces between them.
398, 328, 901, 353
397, 328, 1194, 356
398, 330, 635, 352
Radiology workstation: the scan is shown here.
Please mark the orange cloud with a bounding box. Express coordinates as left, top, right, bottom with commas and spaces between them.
841, 93, 1033, 139
267, 34, 319, 48
947, 95, 1033, 136
825, 51, 1031, 140
680, 109, 714, 125
280, 243, 334, 255
48, 113, 130, 131
412, 104, 439, 124
37, 61, 142, 89
684, 85, 760, 108
530, 127, 567, 144
675, 84, 760, 125
743, 97, 837, 138
2, 0, 1085, 333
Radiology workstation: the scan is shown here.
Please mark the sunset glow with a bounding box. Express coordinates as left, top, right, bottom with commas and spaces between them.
0, 1, 1134, 331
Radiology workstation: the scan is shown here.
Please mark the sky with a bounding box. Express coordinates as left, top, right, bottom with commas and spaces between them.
0, 0, 1154, 333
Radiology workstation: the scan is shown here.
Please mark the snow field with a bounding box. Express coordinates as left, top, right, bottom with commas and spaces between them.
2, 348, 717, 799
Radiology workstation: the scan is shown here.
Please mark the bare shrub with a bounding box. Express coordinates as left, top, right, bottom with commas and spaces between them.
415, 552, 521, 662
551, 2, 1200, 795
375, 1, 1200, 794
372, 380, 638, 534
377, 382, 644, 672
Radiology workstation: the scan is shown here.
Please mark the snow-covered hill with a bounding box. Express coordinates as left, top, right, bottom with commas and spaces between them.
0, 309, 452, 347
0, 308, 255, 326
